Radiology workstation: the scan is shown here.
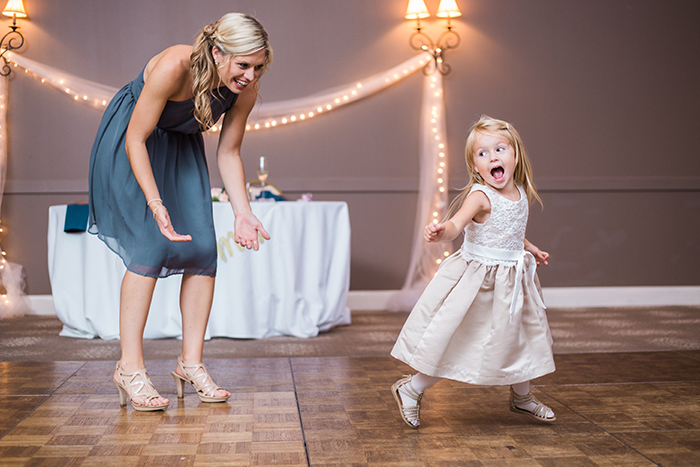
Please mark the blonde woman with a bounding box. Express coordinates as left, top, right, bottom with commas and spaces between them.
88, 13, 272, 411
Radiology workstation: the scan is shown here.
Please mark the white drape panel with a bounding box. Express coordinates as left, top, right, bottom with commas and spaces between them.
388, 71, 450, 311
0, 75, 7, 215
0, 74, 31, 319
244, 53, 432, 129
3, 49, 433, 126
3, 50, 119, 110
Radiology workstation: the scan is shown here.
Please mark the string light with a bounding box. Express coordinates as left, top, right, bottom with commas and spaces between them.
4, 57, 112, 110
223, 53, 433, 133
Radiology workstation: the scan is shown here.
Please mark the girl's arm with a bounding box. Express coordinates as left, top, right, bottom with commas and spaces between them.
425, 190, 490, 243
524, 238, 549, 266
216, 86, 270, 251
125, 48, 192, 242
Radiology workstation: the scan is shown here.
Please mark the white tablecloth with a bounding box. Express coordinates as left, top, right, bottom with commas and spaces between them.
48, 202, 351, 339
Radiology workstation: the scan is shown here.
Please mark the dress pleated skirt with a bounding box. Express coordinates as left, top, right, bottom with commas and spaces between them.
88, 71, 219, 278
391, 251, 555, 385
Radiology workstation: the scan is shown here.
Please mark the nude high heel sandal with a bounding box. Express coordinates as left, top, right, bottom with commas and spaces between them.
510, 386, 556, 422
114, 362, 169, 412
391, 375, 423, 428
171, 356, 230, 403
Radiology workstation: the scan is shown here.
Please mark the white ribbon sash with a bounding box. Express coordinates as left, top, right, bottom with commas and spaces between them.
461, 242, 547, 322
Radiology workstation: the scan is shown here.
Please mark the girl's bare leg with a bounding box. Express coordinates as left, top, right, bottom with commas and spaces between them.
175, 274, 230, 398
114, 270, 169, 407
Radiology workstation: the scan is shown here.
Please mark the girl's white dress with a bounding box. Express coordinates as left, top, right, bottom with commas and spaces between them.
391, 184, 555, 385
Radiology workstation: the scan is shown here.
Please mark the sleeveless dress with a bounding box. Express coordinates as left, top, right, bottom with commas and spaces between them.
391, 184, 555, 385
88, 69, 238, 278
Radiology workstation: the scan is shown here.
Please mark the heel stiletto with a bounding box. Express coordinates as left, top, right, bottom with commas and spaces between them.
171, 356, 230, 403
113, 362, 169, 412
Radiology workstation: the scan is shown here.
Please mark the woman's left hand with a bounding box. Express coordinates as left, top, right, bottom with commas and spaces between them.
234, 212, 270, 250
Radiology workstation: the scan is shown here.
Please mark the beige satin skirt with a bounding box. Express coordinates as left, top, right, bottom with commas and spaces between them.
391, 251, 555, 385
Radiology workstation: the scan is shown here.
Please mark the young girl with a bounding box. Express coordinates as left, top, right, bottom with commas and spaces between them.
390, 115, 555, 428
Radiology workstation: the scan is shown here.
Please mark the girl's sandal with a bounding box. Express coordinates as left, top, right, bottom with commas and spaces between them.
171, 356, 230, 403
114, 362, 169, 412
391, 375, 423, 428
509, 386, 556, 422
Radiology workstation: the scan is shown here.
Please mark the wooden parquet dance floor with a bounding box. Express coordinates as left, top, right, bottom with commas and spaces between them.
2, 350, 700, 466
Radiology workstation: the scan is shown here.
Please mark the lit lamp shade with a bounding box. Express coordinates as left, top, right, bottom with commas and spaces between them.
2, 0, 27, 18
436, 0, 462, 18
405, 0, 430, 20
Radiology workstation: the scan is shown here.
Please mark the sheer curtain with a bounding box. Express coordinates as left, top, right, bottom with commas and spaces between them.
387, 70, 451, 311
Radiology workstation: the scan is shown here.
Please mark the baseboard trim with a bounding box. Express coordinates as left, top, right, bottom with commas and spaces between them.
27, 295, 56, 315
346, 286, 700, 311
25, 287, 700, 316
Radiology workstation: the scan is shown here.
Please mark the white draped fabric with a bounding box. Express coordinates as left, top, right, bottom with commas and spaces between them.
388, 71, 451, 311
0, 74, 32, 319
3, 50, 119, 110
244, 53, 433, 130
2, 49, 451, 318
0, 75, 7, 215
49, 202, 351, 339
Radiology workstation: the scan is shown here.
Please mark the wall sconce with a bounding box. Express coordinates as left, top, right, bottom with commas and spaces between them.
405, 0, 461, 75
1, 0, 27, 76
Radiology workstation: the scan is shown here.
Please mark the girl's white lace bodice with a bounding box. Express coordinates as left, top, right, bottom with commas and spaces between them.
462, 184, 528, 265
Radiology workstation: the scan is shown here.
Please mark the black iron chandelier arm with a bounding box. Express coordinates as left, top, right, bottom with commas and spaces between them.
0, 26, 25, 76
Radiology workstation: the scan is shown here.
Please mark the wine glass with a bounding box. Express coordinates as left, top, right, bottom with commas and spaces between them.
257, 156, 268, 187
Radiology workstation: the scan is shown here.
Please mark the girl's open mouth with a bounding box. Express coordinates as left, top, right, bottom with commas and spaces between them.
491, 166, 505, 181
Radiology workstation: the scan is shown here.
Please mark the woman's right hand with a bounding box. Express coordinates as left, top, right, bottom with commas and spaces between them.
152, 203, 192, 242
424, 222, 445, 242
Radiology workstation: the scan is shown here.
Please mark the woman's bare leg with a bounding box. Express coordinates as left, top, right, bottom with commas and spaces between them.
114, 270, 169, 407
176, 274, 230, 398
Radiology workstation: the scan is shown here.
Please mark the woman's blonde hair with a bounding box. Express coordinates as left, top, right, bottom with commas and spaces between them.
190, 13, 273, 128
445, 115, 542, 220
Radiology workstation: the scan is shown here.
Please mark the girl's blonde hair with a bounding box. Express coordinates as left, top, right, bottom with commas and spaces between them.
190, 13, 273, 128
445, 115, 542, 220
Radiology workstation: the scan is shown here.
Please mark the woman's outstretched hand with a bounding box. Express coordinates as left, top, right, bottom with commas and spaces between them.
424, 222, 446, 243
234, 212, 270, 251
153, 205, 192, 242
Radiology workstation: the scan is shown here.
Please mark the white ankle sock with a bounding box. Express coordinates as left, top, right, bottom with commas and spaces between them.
399, 373, 441, 407
512, 381, 554, 418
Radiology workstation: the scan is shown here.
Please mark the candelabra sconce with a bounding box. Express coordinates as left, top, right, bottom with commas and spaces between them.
405, 0, 461, 75
0, 0, 27, 76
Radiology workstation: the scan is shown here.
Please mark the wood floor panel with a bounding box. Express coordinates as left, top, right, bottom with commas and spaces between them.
612, 429, 700, 466
0, 362, 85, 395
0, 396, 48, 438
537, 351, 700, 385
2, 352, 700, 465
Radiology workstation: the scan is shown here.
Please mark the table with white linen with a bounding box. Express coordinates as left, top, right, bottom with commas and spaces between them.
48, 201, 351, 340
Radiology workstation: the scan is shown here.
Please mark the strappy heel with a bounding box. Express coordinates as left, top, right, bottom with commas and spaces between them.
113, 362, 169, 412
391, 375, 423, 428
171, 356, 230, 403
510, 386, 556, 422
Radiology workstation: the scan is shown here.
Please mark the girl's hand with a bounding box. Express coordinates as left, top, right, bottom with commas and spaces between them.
524, 240, 549, 266
234, 212, 270, 251
532, 250, 549, 266
153, 205, 192, 242
424, 222, 445, 242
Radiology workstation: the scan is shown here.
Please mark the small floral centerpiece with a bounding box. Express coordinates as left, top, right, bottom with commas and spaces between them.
211, 187, 229, 202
